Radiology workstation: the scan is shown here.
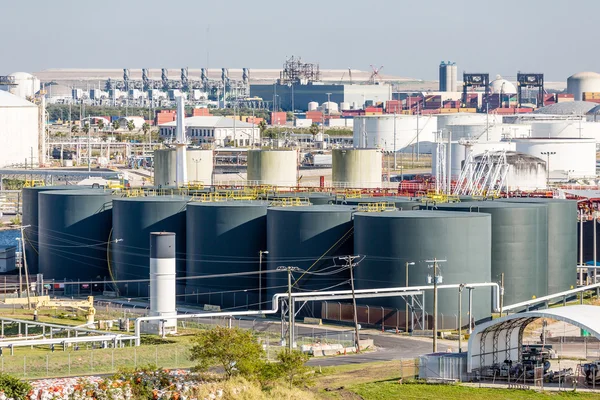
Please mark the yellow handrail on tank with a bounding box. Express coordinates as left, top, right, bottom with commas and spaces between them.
123, 188, 144, 198
190, 192, 227, 202
356, 202, 396, 212
226, 190, 258, 200
336, 189, 362, 198
23, 180, 45, 188
269, 197, 311, 207
186, 181, 204, 190
446, 195, 461, 203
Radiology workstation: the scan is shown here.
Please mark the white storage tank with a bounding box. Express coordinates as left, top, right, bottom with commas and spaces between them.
308, 101, 319, 111
247, 149, 297, 186
353, 115, 438, 153
529, 121, 600, 142
473, 152, 547, 191
332, 148, 382, 188
0, 72, 41, 99
447, 123, 503, 142
433, 141, 516, 178
154, 148, 214, 187
340, 102, 351, 111
567, 72, 600, 101
513, 138, 596, 178
320, 101, 339, 113
436, 113, 501, 132
149, 232, 177, 334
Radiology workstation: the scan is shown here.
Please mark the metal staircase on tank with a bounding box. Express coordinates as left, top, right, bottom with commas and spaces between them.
453, 150, 509, 197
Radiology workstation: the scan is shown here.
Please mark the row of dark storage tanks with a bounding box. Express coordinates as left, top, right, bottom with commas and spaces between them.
22, 187, 577, 323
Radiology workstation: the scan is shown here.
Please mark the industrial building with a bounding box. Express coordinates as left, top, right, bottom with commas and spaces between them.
0, 90, 40, 167
159, 116, 260, 147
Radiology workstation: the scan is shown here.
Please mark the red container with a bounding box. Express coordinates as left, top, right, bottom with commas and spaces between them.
192, 108, 211, 116
270, 111, 287, 125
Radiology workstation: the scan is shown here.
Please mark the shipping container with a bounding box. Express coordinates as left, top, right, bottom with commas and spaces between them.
270, 111, 287, 125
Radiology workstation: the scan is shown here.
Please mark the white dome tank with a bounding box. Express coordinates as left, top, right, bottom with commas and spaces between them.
489, 75, 517, 94
340, 102, 351, 111
247, 149, 297, 187
332, 148, 382, 188
433, 141, 516, 178
320, 101, 339, 113
2, 72, 41, 99
567, 72, 600, 101
308, 101, 319, 111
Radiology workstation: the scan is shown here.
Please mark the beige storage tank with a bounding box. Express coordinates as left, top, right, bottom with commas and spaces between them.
247, 149, 297, 187
154, 148, 214, 187
332, 148, 382, 188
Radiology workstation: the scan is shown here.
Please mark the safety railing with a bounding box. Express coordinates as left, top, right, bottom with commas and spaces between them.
356, 202, 397, 212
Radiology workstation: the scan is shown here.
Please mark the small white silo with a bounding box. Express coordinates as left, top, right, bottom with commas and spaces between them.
149, 232, 177, 335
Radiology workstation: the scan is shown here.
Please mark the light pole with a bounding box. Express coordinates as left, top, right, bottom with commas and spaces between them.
393, 112, 397, 171
405, 261, 415, 332
458, 283, 465, 352
325, 92, 332, 118
277, 265, 300, 351
426, 258, 446, 353
192, 157, 201, 182
15, 238, 22, 297
258, 250, 269, 310
540, 151, 556, 187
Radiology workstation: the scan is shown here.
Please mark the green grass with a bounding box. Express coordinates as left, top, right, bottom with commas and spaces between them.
351, 381, 599, 400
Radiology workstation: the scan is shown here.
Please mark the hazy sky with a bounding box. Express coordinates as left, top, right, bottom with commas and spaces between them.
2, 0, 598, 81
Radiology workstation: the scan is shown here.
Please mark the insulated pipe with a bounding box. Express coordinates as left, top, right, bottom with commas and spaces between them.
133, 282, 500, 346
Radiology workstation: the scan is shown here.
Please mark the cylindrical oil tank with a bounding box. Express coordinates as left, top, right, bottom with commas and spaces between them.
38, 190, 113, 282
154, 148, 214, 187
530, 121, 600, 142
308, 101, 319, 111
111, 196, 187, 298
432, 141, 516, 178
436, 114, 501, 132
340, 102, 351, 111
260, 192, 335, 205
353, 115, 438, 153
498, 198, 577, 294
567, 72, 600, 101
332, 148, 382, 188
22, 185, 83, 275
422, 202, 548, 305
186, 201, 268, 308
447, 123, 503, 142
354, 210, 492, 326
247, 150, 297, 186
335, 196, 419, 210
512, 138, 596, 178
266, 205, 355, 315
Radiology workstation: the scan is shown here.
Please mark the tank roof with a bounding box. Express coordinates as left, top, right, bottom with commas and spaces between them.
268, 204, 355, 212
428, 201, 545, 210
39, 189, 110, 196
533, 101, 598, 115
354, 210, 489, 218
187, 200, 269, 207
114, 196, 188, 203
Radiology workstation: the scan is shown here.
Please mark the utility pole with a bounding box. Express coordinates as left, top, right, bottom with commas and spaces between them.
277, 265, 300, 351
340, 256, 361, 352
426, 258, 446, 353
458, 284, 465, 353
405, 261, 415, 332
20, 225, 32, 309
500, 273, 505, 317
258, 250, 269, 311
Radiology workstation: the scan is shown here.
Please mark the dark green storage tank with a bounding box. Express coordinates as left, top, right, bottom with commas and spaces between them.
422, 202, 549, 305
266, 205, 355, 315
38, 190, 113, 282
186, 201, 268, 309
354, 210, 492, 326
336, 196, 420, 210
111, 196, 187, 298
498, 198, 578, 294
22, 185, 84, 275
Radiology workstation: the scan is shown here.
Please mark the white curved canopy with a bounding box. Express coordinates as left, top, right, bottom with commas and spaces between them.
467, 305, 600, 372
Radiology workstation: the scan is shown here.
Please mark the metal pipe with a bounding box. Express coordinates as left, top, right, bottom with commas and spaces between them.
133, 282, 501, 346
503, 281, 600, 312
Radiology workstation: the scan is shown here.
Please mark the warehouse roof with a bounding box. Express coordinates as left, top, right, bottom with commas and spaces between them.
159, 116, 256, 128
467, 305, 600, 372
533, 101, 598, 115
0, 90, 37, 107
